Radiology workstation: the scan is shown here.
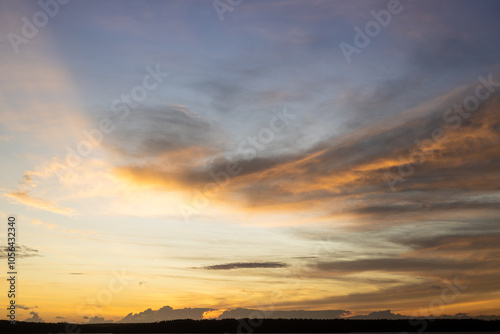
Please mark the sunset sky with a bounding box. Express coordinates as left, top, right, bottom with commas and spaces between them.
1, 0, 500, 324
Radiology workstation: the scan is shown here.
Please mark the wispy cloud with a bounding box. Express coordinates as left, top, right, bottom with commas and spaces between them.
4, 191, 77, 217
32, 218, 56, 230
106, 105, 226, 160
0, 245, 40, 259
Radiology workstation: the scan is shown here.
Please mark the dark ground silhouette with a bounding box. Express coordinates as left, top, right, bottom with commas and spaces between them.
2, 318, 500, 333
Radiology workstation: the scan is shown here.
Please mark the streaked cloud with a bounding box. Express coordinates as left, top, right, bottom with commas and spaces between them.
109, 87, 500, 224
201, 262, 289, 270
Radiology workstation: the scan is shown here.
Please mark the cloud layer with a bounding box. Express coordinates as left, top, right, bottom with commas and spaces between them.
118, 306, 211, 323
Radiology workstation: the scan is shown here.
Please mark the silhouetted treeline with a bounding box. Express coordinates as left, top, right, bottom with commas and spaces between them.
1, 318, 499, 333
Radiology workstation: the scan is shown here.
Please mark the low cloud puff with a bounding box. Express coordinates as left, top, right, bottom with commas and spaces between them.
24, 311, 44, 323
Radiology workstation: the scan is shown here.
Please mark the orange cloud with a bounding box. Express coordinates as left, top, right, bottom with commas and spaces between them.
4, 191, 77, 217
